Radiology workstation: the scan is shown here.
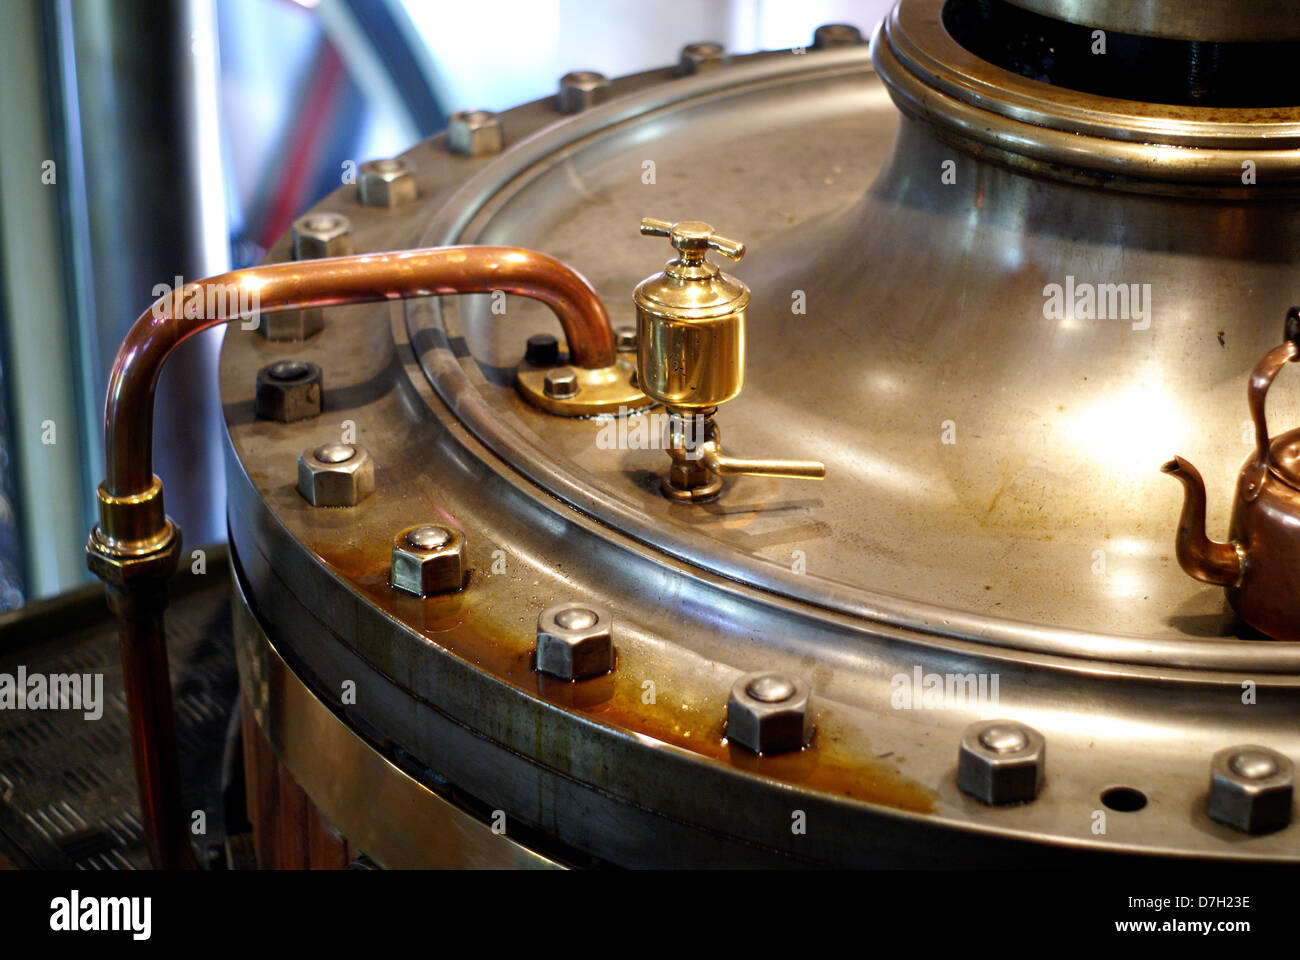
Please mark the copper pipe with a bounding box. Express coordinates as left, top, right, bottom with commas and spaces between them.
87, 245, 617, 868
105, 583, 196, 869
104, 246, 615, 500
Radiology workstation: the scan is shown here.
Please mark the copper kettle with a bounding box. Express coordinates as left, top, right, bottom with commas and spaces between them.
1163, 309, 1300, 641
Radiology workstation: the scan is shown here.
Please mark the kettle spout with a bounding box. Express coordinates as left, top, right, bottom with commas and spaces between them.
1161, 456, 1243, 587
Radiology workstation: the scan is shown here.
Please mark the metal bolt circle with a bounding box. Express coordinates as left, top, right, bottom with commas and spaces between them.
555, 607, 599, 630
544, 366, 580, 398
614, 326, 637, 351
979, 723, 1030, 754
562, 70, 606, 90
447, 109, 504, 157
371, 158, 404, 174
304, 213, 343, 233
406, 524, 452, 551
536, 602, 614, 681
683, 41, 723, 57
958, 720, 1046, 805
314, 442, 356, 464
813, 23, 864, 48
727, 671, 812, 754
525, 333, 559, 365
746, 674, 795, 703
1229, 749, 1281, 780
268, 360, 310, 381
1209, 745, 1294, 834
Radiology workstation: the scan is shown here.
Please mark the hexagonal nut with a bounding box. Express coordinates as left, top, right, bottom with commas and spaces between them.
536, 603, 613, 680
255, 360, 322, 422
812, 23, 864, 48
726, 672, 812, 755
958, 720, 1046, 805
390, 524, 466, 597
1208, 746, 1294, 834
255, 307, 323, 342
557, 71, 610, 114
295, 442, 374, 507
447, 110, 503, 157
292, 212, 353, 260
357, 158, 418, 207
678, 41, 726, 75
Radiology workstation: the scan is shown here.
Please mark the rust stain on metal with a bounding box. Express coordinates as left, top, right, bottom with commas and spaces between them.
311, 541, 935, 815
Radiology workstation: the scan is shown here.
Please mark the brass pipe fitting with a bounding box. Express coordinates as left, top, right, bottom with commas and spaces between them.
86, 243, 618, 867
634, 218, 826, 501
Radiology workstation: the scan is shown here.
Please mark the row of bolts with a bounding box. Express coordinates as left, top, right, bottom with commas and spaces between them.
268, 417, 1300, 837
251, 19, 1293, 839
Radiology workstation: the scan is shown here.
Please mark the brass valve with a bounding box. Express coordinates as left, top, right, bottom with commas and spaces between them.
634, 217, 826, 501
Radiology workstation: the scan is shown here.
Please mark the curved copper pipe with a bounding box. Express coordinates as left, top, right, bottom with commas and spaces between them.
104, 246, 615, 499
87, 244, 615, 868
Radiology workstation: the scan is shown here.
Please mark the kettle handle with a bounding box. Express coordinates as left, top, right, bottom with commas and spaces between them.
1244, 308, 1300, 498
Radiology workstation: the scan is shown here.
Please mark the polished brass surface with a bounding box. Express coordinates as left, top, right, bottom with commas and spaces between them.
515, 360, 650, 416
634, 218, 825, 499
1165, 325, 1300, 641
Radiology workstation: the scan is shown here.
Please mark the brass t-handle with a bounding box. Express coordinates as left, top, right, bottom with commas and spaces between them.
633, 217, 825, 502
640, 218, 746, 262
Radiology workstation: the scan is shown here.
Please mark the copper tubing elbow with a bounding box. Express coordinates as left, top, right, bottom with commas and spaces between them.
92, 245, 615, 548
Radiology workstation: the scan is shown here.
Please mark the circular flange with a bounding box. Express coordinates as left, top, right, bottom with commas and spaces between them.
1004, 0, 1300, 43
874, 0, 1300, 191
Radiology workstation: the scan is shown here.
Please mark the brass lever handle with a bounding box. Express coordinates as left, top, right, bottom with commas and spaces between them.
701, 442, 827, 480
639, 217, 746, 262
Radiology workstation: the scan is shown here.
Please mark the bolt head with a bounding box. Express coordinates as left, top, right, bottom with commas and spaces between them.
543, 366, 579, 399
1209, 745, 1294, 834
727, 671, 812, 755
292, 212, 353, 260
958, 720, 1045, 805
255, 307, 324, 342
255, 360, 322, 422
536, 603, 614, 680
391, 524, 466, 597
524, 333, 560, 366
296, 443, 374, 507
746, 674, 795, 703
357, 157, 418, 207
448, 110, 504, 156
558, 70, 610, 113
813, 23, 864, 48
614, 326, 637, 352
679, 42, 726, 75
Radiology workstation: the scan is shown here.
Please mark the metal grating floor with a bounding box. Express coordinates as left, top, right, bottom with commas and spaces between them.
0, 557, 238, 869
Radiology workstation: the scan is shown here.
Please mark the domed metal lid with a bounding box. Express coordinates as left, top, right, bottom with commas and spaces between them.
1269, 429, 1300, 490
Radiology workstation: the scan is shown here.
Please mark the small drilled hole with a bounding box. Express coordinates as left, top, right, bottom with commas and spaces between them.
1101, 786, 1147, 812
